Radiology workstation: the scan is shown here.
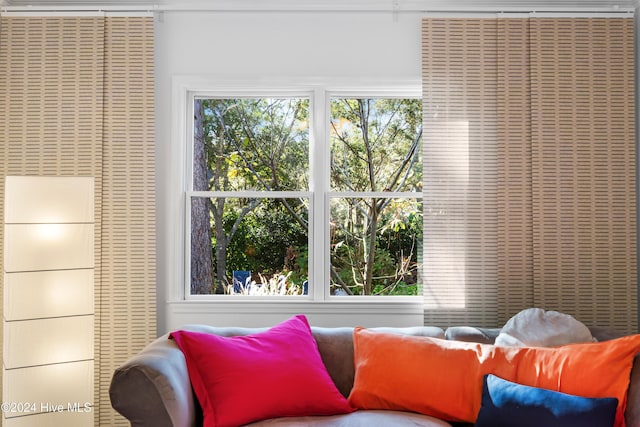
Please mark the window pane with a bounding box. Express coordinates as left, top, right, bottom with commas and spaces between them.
330, 197, 422, 296
194, 98, 309, 192
190, 197, 309, 295
330, 98, 422, 192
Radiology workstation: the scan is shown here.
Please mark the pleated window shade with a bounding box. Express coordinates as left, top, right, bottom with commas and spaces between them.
0, 16, 156, 426
422, 17, 637, 334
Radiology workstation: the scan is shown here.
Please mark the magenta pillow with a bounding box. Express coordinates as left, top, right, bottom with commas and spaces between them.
170, 315, 354, 427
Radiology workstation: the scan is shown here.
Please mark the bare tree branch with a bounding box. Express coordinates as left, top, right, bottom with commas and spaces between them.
216, 110, 272, 191
386, 127, 422, 192
330, 265, 354, 295
227, 198, 261, 243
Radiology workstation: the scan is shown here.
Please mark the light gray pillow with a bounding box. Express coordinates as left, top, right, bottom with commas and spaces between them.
495, 308, 594, 347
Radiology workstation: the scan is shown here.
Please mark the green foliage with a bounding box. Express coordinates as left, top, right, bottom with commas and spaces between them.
379, 199, 422, 258
199, 98, 311, 291
289, 244, 309, 285
330, 98, 422, 192
201, 98, 309, 192
212, 197, 309, 286
330, 198, 422, 296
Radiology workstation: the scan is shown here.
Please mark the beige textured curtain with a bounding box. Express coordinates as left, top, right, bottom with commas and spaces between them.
496, 18, 534, 323
0, 15, 156, 425
423, 17, 637, 333
422, 19, 498, 327
99, 16, 156, 426
529, 18, 636, 333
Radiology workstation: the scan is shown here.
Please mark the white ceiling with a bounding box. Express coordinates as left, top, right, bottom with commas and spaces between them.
0, 0, 637, 11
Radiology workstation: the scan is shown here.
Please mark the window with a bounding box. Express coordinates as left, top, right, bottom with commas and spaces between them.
329, 98, 422, 296
189, 97, 310, 295
185, 87, 422, 299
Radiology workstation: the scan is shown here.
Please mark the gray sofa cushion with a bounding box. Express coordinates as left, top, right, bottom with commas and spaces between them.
246, 410, 453, 426
444, 327, 501, 344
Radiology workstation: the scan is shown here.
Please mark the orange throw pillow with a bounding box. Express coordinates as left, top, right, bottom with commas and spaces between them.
348, 328, 640, 427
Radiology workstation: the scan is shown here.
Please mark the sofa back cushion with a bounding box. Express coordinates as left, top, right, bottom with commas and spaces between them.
312, 326, 445, 398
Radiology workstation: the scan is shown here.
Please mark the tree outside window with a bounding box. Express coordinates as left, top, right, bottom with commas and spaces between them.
329, 98, 422, 296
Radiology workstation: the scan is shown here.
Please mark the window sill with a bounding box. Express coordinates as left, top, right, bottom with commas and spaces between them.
164, 298, 424, 331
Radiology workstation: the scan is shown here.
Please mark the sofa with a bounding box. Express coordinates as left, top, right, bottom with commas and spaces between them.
109, 322, 640, 427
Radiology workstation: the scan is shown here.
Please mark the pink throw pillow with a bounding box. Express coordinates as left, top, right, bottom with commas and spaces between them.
170, 315, 354, 427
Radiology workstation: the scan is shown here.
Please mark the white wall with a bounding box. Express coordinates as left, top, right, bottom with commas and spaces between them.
154, 10, 425, 334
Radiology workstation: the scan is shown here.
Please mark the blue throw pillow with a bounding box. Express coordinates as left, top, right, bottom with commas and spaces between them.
475, 374, 618, 427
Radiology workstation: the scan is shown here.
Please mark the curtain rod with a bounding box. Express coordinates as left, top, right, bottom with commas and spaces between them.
0, 4, 636, 14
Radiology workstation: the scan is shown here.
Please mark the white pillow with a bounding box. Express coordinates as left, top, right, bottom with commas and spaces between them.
495, 308, 594, 347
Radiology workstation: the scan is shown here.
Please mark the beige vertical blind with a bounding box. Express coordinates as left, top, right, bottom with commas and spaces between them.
0, 15, 156, 426
529, 18, 636, 333
99, 16, 156, 426
0, 17, 105, 425
422, 18, 498, 327
422, 17, 637, 333
496, 18, 534, 324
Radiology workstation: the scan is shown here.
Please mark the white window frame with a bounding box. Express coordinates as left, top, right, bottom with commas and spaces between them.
168, 76, 424, 323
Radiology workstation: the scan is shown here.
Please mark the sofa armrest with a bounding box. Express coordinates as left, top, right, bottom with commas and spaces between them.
109, 333, 197, 427
626, 354, 640, 427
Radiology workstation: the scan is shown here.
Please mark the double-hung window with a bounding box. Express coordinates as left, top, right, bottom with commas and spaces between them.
184, 84, 422, 302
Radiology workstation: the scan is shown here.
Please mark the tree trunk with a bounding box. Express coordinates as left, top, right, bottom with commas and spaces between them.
363, 200, 378, 295
212, 197, 228, 293
210, 115, 234, 294
360, 99, 377, 295
190, 100, 214, 294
